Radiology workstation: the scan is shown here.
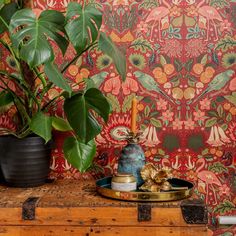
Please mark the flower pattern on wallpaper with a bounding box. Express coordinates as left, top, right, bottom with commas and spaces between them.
1, 0, 236, 234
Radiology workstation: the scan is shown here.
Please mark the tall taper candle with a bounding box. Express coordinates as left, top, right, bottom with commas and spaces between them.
131, 97, 137, 133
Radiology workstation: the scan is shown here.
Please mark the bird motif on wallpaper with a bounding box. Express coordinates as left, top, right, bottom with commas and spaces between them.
134, 71, 177, 104
144, 0, 183, 41
186, 0, 223, 41
190, 69, 235, 104
196, 158, 222, 205
145, 2, 170, 41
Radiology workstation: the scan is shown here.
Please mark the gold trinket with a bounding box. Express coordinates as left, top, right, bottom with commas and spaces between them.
139, 163, 173, 192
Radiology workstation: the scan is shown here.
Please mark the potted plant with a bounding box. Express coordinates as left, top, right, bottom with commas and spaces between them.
0, 1, 126, 187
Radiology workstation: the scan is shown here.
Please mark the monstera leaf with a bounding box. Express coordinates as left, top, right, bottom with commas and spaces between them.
63, 137, 96, 172
0, 2, 18, 34
52, 117, 72, 132
9, 9, 68, 67
30, 112, 52, 143
64, 88, 110, 143
99, 32, 127, 81
44, 62, 72, 93
65, 2, 102, 54
65, 3, 126, 81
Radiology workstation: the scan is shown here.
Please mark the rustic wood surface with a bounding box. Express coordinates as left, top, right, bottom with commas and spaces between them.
0, 180, 182, 208
0, 180, 207, 235
0, 226, 208, 236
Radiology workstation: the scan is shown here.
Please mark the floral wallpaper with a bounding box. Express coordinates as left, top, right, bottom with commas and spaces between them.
1, 0, 236, 234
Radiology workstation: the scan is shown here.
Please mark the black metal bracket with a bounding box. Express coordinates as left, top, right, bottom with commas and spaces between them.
137, 203, 152, 222
180, 199, 208, 224
22, 197, 39, 220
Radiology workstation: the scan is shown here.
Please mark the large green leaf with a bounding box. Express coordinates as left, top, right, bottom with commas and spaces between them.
98, 32, 127, 81
0, 91, 13, 107
63, 137, 96, 172
30, 112, 52, 143
64, 93, 101, 143
0, 3, 18, 34
52, 116, 72, 132
44, 62, 72, 93
0, 0, 4, 9
65, 2, 102, 54
64, 88, 110, 143
84, 88, 111, 122
9, 9, 68, 67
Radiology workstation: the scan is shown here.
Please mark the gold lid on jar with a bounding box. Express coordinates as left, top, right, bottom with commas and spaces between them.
112, 173, 136, 183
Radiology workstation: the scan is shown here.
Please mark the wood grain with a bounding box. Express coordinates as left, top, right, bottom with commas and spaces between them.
0, 226, 208, 236
0, 207, 202, 226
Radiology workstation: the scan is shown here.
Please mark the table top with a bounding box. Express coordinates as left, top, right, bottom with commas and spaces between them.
0, 179, 183, 208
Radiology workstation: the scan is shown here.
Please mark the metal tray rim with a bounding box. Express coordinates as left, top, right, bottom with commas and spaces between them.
96, 176, 194, 202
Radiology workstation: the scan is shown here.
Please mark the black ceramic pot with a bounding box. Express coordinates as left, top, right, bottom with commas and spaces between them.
0, 135, 52, 187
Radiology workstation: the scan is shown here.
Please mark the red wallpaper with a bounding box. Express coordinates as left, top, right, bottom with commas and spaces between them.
1, 0, 236, 234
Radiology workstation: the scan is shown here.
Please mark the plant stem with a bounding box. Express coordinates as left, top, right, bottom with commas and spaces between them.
17, 0, 23, 8
0, 15, 9, 30
0, 128, 18, 137
33, 67, 47, 87
42, 81, 85, 111
0, 76, 29, 125
61, 42, 98, 74
42, 92, 66, 112
0, 71, 41, 111
0, 38, 11, 52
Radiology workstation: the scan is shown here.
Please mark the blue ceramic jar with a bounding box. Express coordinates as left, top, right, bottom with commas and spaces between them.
118, 143, 145, 187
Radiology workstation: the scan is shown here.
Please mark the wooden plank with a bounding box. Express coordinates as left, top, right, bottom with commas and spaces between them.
0, 180, 182, 208
36, 207, 192, 226
0, 226, 208, 236
0, 207, 201, 227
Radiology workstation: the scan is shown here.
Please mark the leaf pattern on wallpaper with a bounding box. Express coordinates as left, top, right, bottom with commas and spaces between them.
150, 118, 162, 128
106, 94, 120, 113
210, 0, 230, 8
130, 39, 153, 53
214, 200, 236, 214
208, 162, 228, 173
225, 92, 236, 106
122, 93, 135, 113
138, 0, 158, 9
215, 36, 236, 51
90, 72, 108, 88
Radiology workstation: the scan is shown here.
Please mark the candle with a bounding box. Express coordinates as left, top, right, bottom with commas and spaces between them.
131, 97, 137, 133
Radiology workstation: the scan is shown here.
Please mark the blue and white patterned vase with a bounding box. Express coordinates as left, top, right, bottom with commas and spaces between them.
118, 143, 145, 187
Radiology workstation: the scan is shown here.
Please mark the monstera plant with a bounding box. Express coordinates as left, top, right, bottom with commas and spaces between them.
0, 1, 126, 177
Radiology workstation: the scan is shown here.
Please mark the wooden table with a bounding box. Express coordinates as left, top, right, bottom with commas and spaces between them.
0, 180, 208, 236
